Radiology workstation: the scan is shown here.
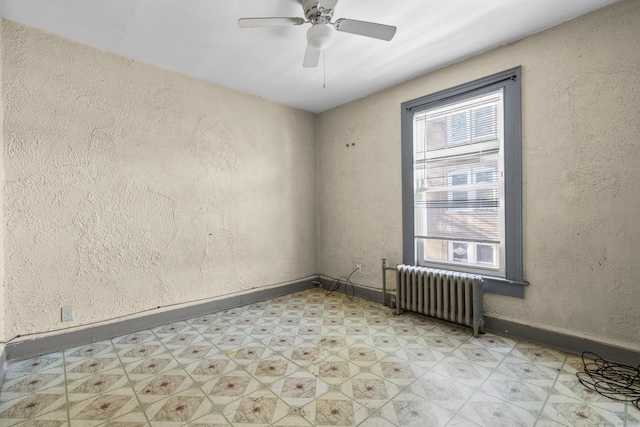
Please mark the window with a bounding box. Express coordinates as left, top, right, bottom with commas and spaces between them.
414, 90, 503, 274
401, 67, 527, 296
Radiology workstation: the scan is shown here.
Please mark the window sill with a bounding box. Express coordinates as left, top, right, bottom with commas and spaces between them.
482, 275, 528, 298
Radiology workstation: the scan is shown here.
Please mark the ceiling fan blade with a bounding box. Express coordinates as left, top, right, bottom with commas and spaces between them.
334, 18, 397, 41
238, 17, 305, 28
303, 45, 320, 68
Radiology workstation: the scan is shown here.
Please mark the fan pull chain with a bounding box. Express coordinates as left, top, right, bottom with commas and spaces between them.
323, 50, 326, 89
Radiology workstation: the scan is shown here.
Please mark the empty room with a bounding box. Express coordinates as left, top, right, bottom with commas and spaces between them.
0, 0, 638, 426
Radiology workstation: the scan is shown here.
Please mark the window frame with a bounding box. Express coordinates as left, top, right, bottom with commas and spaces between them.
401, 67, 527, 297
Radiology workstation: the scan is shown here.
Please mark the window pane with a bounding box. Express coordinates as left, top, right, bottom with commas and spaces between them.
477, 244, 495, 264
472, 105, 498, 141
451, 174, 468, 186
446, 112, 470, 146
452, 242, 468, 262
421, 238, 448, 263
451, 173, 468, 207
476, 171, 494, 183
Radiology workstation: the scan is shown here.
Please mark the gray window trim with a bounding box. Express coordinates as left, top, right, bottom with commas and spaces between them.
401, 67, 528, 298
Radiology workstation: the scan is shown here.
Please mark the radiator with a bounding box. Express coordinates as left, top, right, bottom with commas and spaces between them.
395, 265, 484, 337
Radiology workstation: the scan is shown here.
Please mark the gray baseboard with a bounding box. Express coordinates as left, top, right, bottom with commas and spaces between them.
484, 316, 639, 367
6, 278, 316, 363
0, 346, 6, 390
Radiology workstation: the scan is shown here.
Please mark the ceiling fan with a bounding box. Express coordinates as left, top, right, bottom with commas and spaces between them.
238, 0, 397, 68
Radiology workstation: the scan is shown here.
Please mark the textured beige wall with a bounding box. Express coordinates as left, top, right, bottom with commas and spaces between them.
2, 20, 318, 339
0, 21, 4, 343
318, 0, 640, 350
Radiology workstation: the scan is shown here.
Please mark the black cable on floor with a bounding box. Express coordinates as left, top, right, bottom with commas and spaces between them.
576, 351, 640, 410
324, 268, 358, 300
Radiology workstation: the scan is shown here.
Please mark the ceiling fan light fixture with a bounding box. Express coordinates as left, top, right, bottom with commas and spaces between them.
307, 24, 333, 50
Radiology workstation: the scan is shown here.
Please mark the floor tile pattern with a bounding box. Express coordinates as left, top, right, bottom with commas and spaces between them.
0, 288, 636, 426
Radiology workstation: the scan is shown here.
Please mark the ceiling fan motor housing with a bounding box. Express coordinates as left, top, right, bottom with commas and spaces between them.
302, 0, 334, 24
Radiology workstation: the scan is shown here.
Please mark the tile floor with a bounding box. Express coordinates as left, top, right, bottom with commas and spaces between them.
0, 287, 637, 426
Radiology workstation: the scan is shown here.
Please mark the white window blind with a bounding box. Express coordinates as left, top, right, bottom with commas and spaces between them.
413, 89, 505, 274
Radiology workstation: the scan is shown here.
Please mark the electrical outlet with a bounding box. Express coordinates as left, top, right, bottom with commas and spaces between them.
356, 264, 362, 273
61, 306, 74, 322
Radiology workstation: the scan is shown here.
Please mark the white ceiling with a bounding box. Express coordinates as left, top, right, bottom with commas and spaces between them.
0, 0, 620, 113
